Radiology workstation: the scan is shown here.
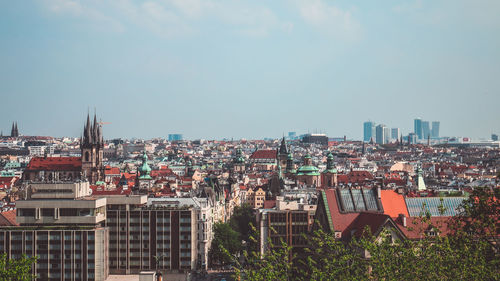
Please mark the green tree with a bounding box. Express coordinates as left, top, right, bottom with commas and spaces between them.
229, 204, 255, 243
209, 222, 241, 266
232, 188, 500, 280
0, 253, 37, 281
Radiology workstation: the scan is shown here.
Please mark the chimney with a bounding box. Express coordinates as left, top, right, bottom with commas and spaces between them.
376, 187, 381, 199
399, 213, 407, 227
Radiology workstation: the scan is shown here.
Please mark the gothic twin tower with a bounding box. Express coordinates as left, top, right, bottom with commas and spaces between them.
81, 113, 105, 184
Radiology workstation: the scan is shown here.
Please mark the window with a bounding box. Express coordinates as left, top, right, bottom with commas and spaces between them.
41, 208, 53, 217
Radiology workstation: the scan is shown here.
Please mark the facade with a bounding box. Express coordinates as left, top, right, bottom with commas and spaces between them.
414, 118, 422, 140
0, 227, 109, 281
363, 121, 375, 142
422, 121, 430, 140
384, 127, 391, 144
245, 187, 266, 209
1, 181, 109, 281
257, 209, 310, 257
391, 128, 400, 140
168, 134, 183, 141
105, 196, 197, 274
375, 124, 386, 145
301, 134, 328, 146
431, 121, 440, 138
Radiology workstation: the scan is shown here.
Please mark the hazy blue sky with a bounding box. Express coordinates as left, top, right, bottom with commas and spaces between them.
1, 0, 499, 140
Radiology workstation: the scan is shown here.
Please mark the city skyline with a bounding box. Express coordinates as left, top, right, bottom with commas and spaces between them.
1, 1, 500, 139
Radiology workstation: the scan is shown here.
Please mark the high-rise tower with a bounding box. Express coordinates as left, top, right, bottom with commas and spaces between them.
414, 118, 422, 140
363, 121, 375, 142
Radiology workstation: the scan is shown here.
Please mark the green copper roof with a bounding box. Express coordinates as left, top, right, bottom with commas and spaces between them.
296, 165, 320, 176
323, 169, 338, 174
138, 151, 152, 180
304, 154, 312, 159
327, 152, 334, 159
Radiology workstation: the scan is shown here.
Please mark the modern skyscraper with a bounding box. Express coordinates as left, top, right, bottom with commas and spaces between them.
384, 127, 391, 143
363, 121, 375, 142
414, 118, 423, 140
422, 121, 431, 139
168, 134, 183, 141
375, 124, 386, 144
492, 134, 499, 141
391, 128, 400, 141
431, 121, 440, 138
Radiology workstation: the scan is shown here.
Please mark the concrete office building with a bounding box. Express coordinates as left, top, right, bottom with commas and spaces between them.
105, 196, 197, 274
1, 181, 109, 281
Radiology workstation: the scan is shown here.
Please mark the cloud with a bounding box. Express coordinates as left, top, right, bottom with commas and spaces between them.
294, 0, 361, 39
39, 0, 293, 38
41, 0, 125, 32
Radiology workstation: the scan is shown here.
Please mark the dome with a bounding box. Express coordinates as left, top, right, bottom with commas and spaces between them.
296, 164, 320, 176
138, 151, 152, 180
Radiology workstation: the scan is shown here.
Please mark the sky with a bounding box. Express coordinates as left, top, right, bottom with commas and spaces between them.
1, 0, 499, 140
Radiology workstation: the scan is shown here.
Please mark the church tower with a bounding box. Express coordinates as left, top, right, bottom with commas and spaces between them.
278, 136, 288, 168
81, 113, 104, 184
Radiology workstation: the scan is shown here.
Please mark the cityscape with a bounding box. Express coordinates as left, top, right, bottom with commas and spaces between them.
1, 1, 499, 281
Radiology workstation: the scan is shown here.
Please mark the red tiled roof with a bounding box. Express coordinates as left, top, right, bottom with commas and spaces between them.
323, 189, 359, 237
347, 212, 392, 239
380, 190, 409, 218
250, 150, 277, 160
0, 210, 18, 226
26, 157, 82, 171
395, 216, 452, 239
105, 167, 121, 175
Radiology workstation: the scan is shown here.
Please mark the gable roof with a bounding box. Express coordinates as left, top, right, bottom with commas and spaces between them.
380, 190, 409, 218
250, 150, 277, 160
26, 157, 82, 171
0, 210, 18, 226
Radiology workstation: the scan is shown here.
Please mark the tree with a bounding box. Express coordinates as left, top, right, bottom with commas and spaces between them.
233, 187, 500, 280
229, 204, 255, 243
0, 253, 37, 281
209, 222, 241, 266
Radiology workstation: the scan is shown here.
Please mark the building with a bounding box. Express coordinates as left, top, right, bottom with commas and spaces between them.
168, 134, 183, 142
492, 134, 499, 141
301, 134, 328, 146
81, 114, 105, 184
363, 122, 375, 142
422, 121, 430, 140
105, 196, 198, 274
414, 118, 422, 140
1, 181, 109, 281
384, 127, 391, 144
375, 124, 386, 145
257, 209, 310, 257
10, 122, 19, 137
391, 128, 400, 141
28, 145, 55, 157
431, 121, 440, 139
295, 154, 321, 186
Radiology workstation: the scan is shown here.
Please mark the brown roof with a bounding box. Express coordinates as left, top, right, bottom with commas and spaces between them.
26, 157, 82, 171
0, 210, 18, 226
250, 150, 277, 160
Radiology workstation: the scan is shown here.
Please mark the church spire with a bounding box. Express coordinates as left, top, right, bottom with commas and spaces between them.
279, 136, 287, 155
